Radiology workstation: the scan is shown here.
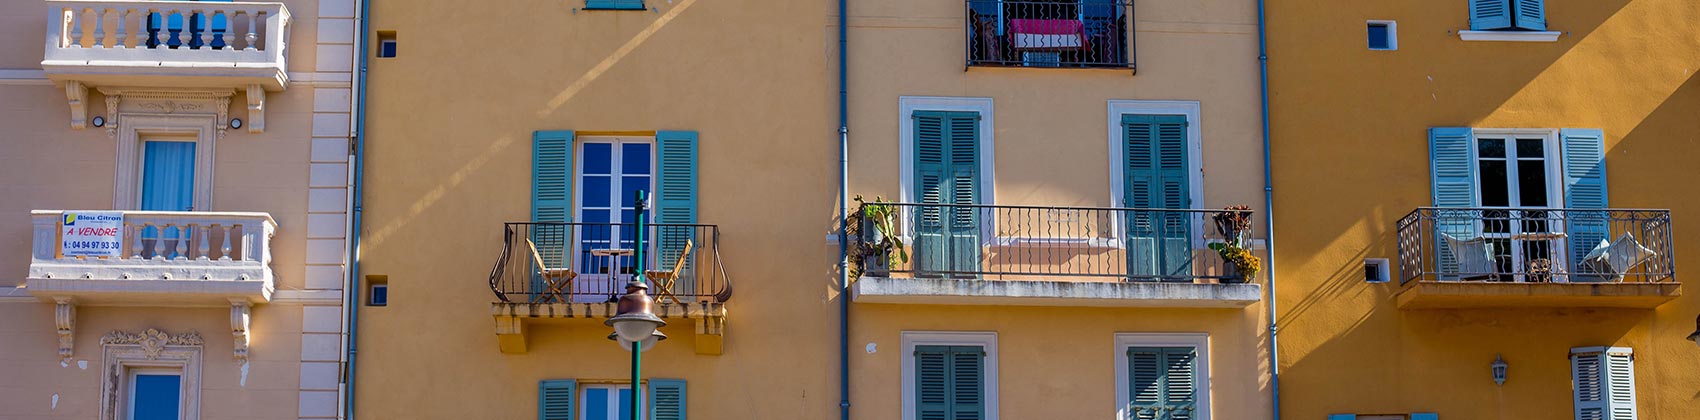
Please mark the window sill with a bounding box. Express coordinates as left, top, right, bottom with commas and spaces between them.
1459, 30, 1561, 42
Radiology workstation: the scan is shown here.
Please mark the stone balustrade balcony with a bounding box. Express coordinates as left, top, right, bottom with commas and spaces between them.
43, 0, 292, 90
27, 210, 277, 307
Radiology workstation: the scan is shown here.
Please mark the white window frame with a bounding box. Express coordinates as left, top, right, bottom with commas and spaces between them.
900, 331, 999, 420
1113, 333, 1210, 420
1469, 128, 1568, 278
115, 114, 220, 211
578, 383, 642, 420
572, 135, 657, 300
897, 96, 998, 244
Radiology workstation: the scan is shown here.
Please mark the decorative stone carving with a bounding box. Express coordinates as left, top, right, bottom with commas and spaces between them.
245, 84, 265, 133
94, 87, 238, 138
104, 94, 120, 137
54, 297, 74, 363
230, 300, 251, 361
65, 81, 88, 129
101, 328, 204, 360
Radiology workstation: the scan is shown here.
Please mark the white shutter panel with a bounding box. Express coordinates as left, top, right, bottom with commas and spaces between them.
1572, 346, 1636, 420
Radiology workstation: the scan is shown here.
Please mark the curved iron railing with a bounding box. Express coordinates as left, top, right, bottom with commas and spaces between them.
1396, 207, 1675, 285
858, 203, 1256, 282
489, 222, 730, 303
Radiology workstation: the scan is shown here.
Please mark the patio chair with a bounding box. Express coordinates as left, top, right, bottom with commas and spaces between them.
644, 239, 694, 305
1577, 233, 1657, 282
1440, 233, 1497, 280
526, 238, 577, 303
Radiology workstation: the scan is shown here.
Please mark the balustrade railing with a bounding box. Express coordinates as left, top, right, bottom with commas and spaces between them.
966, 0, 1134, 69
44, 1, 290, 75
30, 210, 276, 282
858, 203, 1255, 282
489, 222, 731, 304
1396, 208, 1675, 285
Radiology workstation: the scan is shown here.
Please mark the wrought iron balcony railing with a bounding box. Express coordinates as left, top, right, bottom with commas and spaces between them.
966, 0, 1134, 69
489, 222, 731, 304
1396, 208, 1675, 285
857, 203, 1255, 282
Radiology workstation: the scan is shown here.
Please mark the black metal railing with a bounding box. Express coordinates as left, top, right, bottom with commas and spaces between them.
858, 203, 1255, 282
489, 222, 731, 304
1396, 208, 1675, 285
966, 0, 1135, 69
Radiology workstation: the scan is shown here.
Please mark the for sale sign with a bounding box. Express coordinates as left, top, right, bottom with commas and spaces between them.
61, 212, 124, 258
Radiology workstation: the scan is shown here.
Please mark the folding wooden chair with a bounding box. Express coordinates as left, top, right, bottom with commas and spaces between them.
644, 239, 694, 305
527, 238, 577, 303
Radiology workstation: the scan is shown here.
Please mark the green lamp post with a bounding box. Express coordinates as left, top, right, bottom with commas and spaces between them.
606, 190, 666, 419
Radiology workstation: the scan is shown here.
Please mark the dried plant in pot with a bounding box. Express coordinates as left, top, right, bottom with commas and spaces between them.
853, 195, 907, 277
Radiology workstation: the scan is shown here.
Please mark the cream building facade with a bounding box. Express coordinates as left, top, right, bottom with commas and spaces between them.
0, 0, 363, 419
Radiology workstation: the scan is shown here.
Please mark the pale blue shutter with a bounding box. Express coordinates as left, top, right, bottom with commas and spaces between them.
655, 131, 698, 292
649, 379, 687, 420
586, 0, 644, 10
533, 131, 576, 224
1469, 0, 1513, 30
1327, 416, 1357, 420
538, 379, 576, 420
1571, 347, 1636, 420
1429, 127, 1478, 277
1411, 413, 1439, 420
1123, 115, 1191, 281
1512, 0, 1547, 31
1603, 349, 1637, 419
1561, 129, 1609, 268
912, 111, 982, 277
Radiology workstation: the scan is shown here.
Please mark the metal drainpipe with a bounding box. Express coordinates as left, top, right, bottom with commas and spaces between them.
341, 0, 372, 417
836, 0, 852, 417
1255, 0, 1280, 418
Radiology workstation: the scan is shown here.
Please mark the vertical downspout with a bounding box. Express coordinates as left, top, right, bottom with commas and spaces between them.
341, 0, 372, 417
1255, 0, 1280, 418
836, 0, 852, 417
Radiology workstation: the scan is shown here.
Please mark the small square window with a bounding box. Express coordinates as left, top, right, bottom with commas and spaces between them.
367, 275, 388, 306
1367, 21, 1396, 51
1365, 258, 1391, 283
377, 31, 397, 58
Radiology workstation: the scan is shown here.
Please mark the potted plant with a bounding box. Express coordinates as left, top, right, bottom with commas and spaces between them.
853, 195, 907, 277
1208, 206, 1258, 283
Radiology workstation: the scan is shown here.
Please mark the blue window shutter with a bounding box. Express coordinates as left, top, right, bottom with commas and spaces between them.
1572, 348, 1608, 420
538, 379, 576, 420
1561, 128, 1610, 264
1162, 348, 1198, 419
949, 346, 986, 420
915, 345, 952, 420
533, 130, 575, 223
912, 111, 983, 276
1327, 415, 1357, 420
1469, 0, 1513, 30
655, 131, 698, 225
586, 0, 644, 10
1429, 127, 1478, 277
1512, 0, 1547, 31
1122, 114, 1191, 279
1127, 347, 1165, 418
1410, 413, 1439, 420
649, 378, 687, 420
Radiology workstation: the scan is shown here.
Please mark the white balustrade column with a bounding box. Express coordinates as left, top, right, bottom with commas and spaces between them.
151, 223, 166, 260
69, 8, 84, 48
91, 8, 106, 48
114, 8, 128, 49
174, 224, 189, 260
197, 223, 211, 260
244, 12, 257, 51
171, 9, 187, 47
219, 225, 233, 261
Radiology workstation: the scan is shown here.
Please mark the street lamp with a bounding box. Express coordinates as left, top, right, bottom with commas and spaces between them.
1686, 314, 1700, 349
606, 190, 664, 420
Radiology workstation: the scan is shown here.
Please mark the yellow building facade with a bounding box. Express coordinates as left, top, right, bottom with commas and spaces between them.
1268, 0, 1700, 418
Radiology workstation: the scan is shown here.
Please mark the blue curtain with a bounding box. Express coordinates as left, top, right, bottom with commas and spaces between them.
141, 141, 197, 211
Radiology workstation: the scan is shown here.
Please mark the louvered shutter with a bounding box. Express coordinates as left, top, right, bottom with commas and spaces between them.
538, 379, 576, 420
586, 0, 644, 9
1429, 127, 1478, 278
649, 378, 687, 420
1122, 115, 1191, 280
912, 111, 982, 276
1411, 414, 1439, 420
1604, 349, 1636, 419
1126, 347, 1197, 420
1469, 0, 1513, 30
655, 131, 698, 292
1512, 0, 1546, 30
1561, 129, 1610, 269
1326, 415, 1357, 420
915, 345, 985, 420
915, 345, 952, 420
532, 131, 575, 297
1572, 347, 1636, 420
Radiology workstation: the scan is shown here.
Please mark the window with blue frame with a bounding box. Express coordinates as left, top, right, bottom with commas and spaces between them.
580, 385, 637, 420
1469, 0, 1547, 31
585, 0, 645, 10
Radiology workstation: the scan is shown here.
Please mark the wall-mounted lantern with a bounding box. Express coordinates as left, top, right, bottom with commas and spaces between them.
1492, 354, 1508, 386
1687, 314, 1700, 349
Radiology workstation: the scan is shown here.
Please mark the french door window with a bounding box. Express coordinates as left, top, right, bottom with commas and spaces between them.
574, 138, 654, 299
1475, 135, 1562, 280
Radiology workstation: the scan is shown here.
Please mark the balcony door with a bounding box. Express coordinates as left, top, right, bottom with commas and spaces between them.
911, 111, 983, 278
574, 137, 654, 302
1475, 134, 1563, 281
1121, 114, 1192, 281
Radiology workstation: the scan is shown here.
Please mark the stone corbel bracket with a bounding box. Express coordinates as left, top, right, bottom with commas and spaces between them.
55, 297, 75, 363
245, 84, 265, 133
65, 81, 88, 129
229, 300, 251, 361
491, 301, 728, 355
